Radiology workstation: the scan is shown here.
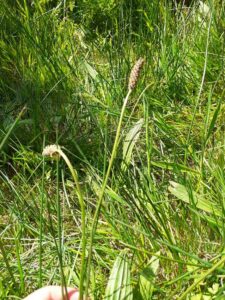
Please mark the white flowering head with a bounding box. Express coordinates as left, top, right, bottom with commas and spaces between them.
42, 144, 61, 160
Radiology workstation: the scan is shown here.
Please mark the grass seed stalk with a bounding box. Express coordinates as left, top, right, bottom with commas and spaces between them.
85, 58, 145, 296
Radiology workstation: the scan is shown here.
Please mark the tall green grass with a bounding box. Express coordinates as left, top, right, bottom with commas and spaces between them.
1, 0, 225, 299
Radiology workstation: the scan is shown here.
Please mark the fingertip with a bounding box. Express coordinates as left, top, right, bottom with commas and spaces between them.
23, 286, 80, 300
68, 289, 79, 300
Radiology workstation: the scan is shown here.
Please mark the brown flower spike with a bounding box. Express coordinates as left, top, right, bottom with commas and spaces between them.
128, 57, 145, 91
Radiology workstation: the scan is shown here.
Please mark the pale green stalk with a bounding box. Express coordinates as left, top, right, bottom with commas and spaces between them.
85, 88, 132, 296
56, 158, 69, 300
54, 148, 86, 300
39, 138, 46, 287
43, 144, 86, 298
0, 238, 16, 287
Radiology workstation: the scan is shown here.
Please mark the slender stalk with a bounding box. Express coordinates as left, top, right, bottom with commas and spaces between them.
85, 89, 132, 296
56, 149, 86, 300
15, 235, 25, 293
39, 139, 46, 287
0, 238, 16, 286
42, 145, 86, 299
56, 157, 68, 300
144, 100, 151, 178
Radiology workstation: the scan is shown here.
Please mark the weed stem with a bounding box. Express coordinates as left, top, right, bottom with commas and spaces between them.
85, 88, 132, 296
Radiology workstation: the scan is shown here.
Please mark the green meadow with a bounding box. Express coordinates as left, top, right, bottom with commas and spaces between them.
0, 1, 225, 299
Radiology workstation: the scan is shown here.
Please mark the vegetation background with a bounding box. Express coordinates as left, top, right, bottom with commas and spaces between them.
0, 0, 225, 299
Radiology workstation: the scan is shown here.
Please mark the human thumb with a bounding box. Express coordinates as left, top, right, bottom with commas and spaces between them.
23, 286, 79, 300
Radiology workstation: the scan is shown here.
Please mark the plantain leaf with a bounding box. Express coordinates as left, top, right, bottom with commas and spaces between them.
139, 252, 160, 300
151, 161, 198, 174
104, 250, 133, 300
169, 181, 222, 217
84, 61, 98, 80
122, 118, 144, 171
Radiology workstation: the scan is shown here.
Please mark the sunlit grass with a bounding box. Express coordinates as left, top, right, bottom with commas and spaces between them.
0, 0, 225, 299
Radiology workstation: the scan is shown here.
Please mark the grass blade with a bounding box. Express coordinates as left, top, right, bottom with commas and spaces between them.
0, 106, 26, 152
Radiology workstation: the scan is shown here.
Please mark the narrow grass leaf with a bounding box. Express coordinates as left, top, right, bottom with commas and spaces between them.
0, 107, 26, 152
205, 100, 221, 145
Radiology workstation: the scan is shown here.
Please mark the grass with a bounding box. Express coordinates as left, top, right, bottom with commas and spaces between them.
0, 0, 225, 299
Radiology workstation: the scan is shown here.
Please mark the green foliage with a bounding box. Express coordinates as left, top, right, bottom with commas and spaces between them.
104, 250, 132, 300
1, 0, 225, 299
139, 253, 160, 300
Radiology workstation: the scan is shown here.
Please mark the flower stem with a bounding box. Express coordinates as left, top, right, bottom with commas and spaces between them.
85, 89, 132, 296
57, 149, 86, 300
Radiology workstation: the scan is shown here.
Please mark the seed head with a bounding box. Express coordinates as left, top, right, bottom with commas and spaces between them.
128, 57, 145, 91
42, 144, 61, 159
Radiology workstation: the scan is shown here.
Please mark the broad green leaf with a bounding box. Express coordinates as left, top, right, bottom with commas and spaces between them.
190, 294, 202, 300
139, 252, 160, 300
208, 283, 219, 295
169, 181, 222, 217
106, 188, 127, 205
122, 118, 144, 171
104, 251, 133, 300
84, 61, 98, 80
151, 161, 198, 174
190, 295, 211, 300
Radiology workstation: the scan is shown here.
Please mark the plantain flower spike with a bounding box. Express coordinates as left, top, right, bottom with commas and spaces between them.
128, 57, 145, 91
